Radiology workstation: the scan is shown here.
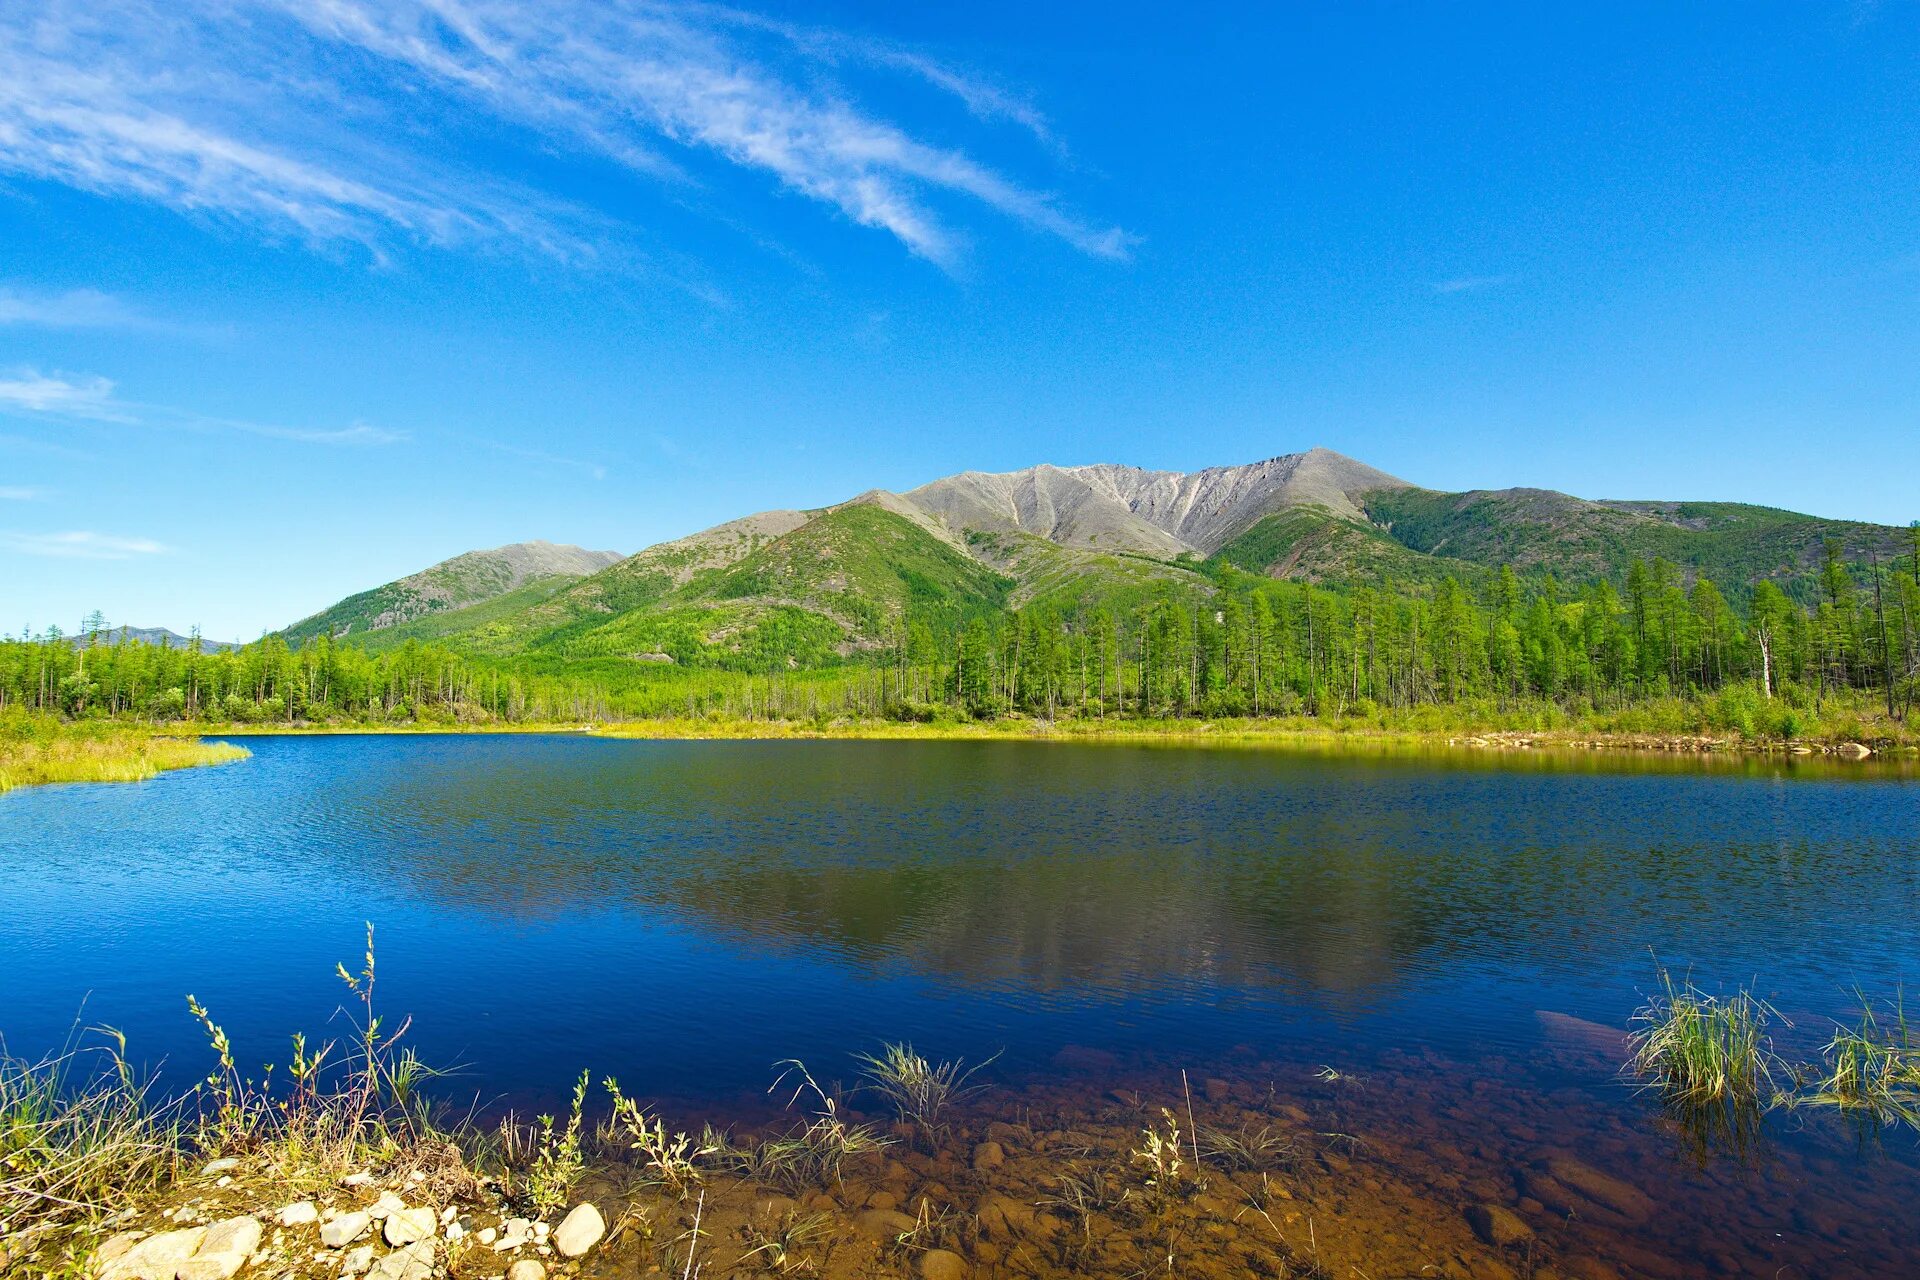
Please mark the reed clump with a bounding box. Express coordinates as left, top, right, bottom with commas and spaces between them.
1628, 966, 1780, 1108
1794, 995, 1920, 1130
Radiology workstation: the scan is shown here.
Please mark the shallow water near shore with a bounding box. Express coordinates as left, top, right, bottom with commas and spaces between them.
5, 734, 1920, 1277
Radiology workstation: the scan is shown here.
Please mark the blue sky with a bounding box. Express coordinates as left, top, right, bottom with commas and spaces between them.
3, 1, 1918, 640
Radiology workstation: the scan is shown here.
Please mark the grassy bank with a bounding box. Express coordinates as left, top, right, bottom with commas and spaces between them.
0, 717, 248, 796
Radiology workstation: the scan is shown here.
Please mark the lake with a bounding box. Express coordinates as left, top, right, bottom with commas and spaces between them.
5, 734, 1919, 1278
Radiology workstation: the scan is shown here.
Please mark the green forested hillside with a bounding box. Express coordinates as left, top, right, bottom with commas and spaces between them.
281, 541, 622, 646
1361, 488, 1907, 602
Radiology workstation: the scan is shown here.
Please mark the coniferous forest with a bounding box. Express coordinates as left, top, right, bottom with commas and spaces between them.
8, 544, 1918, 741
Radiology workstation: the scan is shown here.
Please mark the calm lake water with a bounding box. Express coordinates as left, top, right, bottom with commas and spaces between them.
5, 735, 1920, 1277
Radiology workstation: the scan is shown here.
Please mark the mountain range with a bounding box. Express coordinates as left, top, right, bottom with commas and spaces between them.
273, 448, 1912, 667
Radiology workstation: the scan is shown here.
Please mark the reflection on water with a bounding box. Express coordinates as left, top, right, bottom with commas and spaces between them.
4, 735, 1919, 1276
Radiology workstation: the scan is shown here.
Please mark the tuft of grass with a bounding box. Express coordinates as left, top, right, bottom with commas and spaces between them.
852, 1042, 996, 1146
737, 1209, 831, 1273
733, 1061, 889, 1195
1195, 1120, 1304, 1174
1795, 995, 1920, 1130
0, 1031, 180, 1263
1628, 965, 1781, 1108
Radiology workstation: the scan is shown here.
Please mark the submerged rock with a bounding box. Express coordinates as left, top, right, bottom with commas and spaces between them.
1465, 1202, 1534, 1247
852, 1208, 918, 1240
553, 1203, 605, 1258
919, 1248, 969, 1280
1543, 1157, 1654, 1222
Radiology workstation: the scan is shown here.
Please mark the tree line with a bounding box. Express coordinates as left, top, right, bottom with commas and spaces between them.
7, 542, 1917, 732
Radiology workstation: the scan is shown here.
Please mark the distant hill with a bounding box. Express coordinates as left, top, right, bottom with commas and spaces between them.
280, 450, 1914, 668
69, 626, 241, 652
280, 540, 624, 647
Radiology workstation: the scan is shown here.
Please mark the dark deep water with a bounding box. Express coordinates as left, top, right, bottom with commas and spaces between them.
5, 734, 1920, 1276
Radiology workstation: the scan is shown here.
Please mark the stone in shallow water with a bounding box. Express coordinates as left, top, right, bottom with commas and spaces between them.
506, 1262, 546, 1280
919, 1248, 969, 1280
1465, 1202, 1533, 1247
340, 1243, 375, 1276
553, 1202, 605, 1258
175, 1216, 262, 1280
320, 1211, 371, 1248
1542, 1157, 1654, 1222
279, 1201, 319, 1228
97, 1227, 205, 1280
852, 1208, 918, 1241
368, 1191, 407, 1222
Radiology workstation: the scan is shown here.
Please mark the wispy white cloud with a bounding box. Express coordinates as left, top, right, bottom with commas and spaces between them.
0, 529, 167, 558
0, 2, 1126, 271
0, 364, 405, 445
0, 286, 142, 329
1432, 274, 1513, 294
0, 485, 44, 500
0, 369, 129, 420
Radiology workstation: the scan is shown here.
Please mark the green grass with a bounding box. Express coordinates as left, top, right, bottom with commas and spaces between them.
0, 718, 248, 795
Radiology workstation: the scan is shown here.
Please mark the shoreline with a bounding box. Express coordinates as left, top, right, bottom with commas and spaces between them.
174, 716, 1916, 757
3, 714, 1910, 799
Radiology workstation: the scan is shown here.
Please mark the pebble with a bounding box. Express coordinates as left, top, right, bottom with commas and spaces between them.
477, 1226, 498, 1246
279, 1201, 320, 1227
201, 1158, 239, 1176
340, 1243, 375, 1276
555, 1202, 607, 1258
340, 1172, 374, 1189
507, 1262, 547, 1280
971, 1140, 1005, 1170
368, 1191, 407, 1221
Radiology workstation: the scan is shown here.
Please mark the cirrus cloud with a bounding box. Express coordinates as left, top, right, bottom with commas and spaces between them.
0, 529, 167, 559
0, 1, 1130, 272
